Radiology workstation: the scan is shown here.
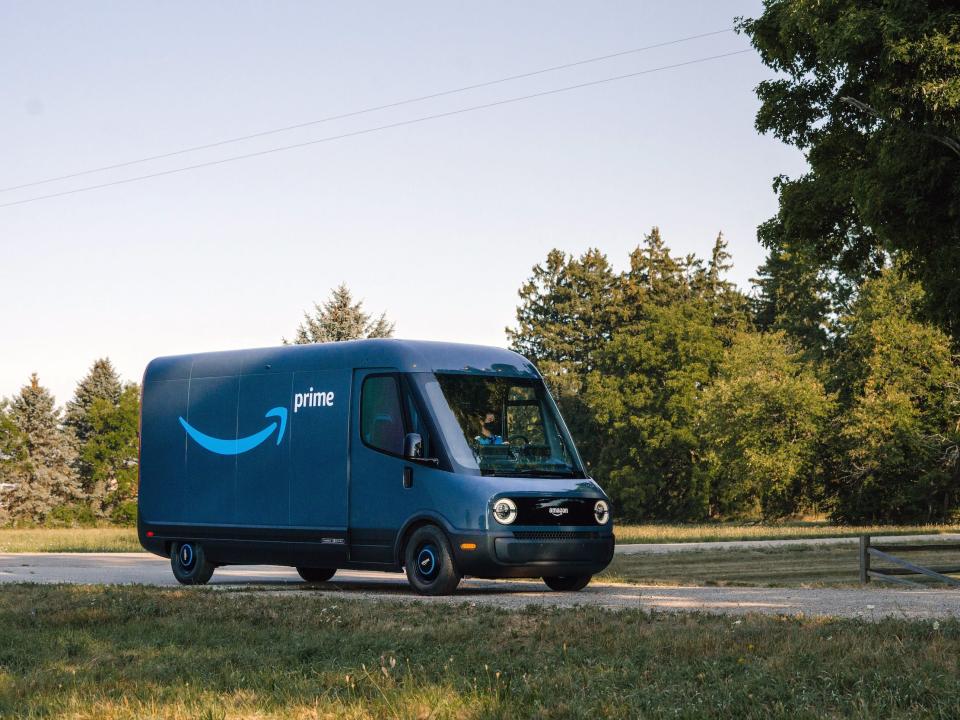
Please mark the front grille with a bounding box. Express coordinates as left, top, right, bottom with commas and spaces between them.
512, 531, 602, 541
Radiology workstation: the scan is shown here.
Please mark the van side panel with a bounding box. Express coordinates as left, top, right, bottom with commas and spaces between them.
183, 376, 238, 525
289, 370, 351, 529
139, 379, 190, 525
139, 362, 353, 548
236, 372, 293, 526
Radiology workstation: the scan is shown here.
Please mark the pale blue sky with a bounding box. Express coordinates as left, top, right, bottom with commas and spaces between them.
1, 1, 806, 404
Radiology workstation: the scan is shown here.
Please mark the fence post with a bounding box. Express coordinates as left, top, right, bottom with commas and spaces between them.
859, 534, 870, 584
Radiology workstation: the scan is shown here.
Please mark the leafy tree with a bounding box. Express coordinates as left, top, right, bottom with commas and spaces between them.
2, 374, 81, 523
507, 248, 621, 467
698, 331, 833, 519
739, 1, 960, 333
286, 284, 394, 344
586, 299, 725, 521
751, 234, 844, 361
829, 268, 960, 522
64, 358, 122, 443
80, 385, 140, 522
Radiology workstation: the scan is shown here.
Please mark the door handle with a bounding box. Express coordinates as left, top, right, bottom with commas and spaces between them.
403, 466, 413, 489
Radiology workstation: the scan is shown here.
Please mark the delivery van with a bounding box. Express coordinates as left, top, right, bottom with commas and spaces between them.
137, 339, 613, 595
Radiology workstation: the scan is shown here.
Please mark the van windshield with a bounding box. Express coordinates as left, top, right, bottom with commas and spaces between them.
431, 373, 583, 477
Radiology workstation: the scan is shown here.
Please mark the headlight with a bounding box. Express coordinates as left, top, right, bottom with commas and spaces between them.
492, 498, 518, 525
594, 500, 610, 525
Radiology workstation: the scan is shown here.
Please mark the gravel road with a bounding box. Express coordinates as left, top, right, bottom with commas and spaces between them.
3, 551, 959, 620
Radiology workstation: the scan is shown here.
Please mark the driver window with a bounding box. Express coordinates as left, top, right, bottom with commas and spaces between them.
361, 375, 405, 455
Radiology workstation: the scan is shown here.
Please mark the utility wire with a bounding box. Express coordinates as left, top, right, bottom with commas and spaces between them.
0, 28, 733, 194
0, 48, 751, 209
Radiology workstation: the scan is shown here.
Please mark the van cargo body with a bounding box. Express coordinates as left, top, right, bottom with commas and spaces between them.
138, 339, 613, 594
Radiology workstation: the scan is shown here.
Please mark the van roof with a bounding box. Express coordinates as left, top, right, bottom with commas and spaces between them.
144, 339, 540, 383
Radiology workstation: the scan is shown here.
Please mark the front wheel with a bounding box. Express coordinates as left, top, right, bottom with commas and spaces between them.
404, 525, 461, 596
543, 575, 591, 592
170, 542, 215, 585
297, 567, 336, 583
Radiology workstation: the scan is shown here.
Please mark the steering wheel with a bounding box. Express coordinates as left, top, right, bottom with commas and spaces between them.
508, 435, 529, 447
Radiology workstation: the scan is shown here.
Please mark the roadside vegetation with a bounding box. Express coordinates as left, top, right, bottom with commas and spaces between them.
613, 521, 960, 545
3, 522, 959, 555
0, 527, 140, 553
1, 584, 958, 719
601, 542, 960, 588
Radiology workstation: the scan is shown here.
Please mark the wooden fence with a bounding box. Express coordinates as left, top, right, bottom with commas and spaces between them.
859, 534, 960, 587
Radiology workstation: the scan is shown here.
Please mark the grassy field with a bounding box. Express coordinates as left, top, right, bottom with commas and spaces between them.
613, 521, 960, 545
0, 527, 140, 553
601, 542, 960, 587
2, 522, 958, 555
1, 585, 959, 719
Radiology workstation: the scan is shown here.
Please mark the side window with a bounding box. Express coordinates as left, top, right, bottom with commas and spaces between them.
361, 375, 405, 455
402, 379, 432, 457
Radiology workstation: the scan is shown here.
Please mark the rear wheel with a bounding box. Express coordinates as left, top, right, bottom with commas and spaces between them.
170, 542, 215, 585
543, 575, 591, 592
297, 567, 336, 583
404, 525, 461, 596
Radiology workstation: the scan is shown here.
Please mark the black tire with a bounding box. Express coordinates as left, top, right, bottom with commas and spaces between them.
297, 567, 336, 583
170, 542, 215, 585
543, 575, 591, 592
404, 525, 461, 596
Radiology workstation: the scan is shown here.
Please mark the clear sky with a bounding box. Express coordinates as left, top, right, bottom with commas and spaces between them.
0, 1, 807, 405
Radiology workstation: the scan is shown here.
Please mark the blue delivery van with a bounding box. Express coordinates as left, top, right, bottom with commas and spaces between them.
138, 339, 613, 595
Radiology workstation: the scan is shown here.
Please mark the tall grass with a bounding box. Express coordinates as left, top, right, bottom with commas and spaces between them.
0, 527, 140, 553
2, 522, 959, 554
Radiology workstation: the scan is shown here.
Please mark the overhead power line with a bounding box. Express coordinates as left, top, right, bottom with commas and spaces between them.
0, 28, 733, 194
0, 48, 751, 210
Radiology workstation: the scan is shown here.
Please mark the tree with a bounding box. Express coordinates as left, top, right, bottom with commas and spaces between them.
507, 248, 621, 467
2, 374, 81, 523
79, 385, 140, 522
0, 409, 27, 524
829, 268, 960, 522
64, 358, 122, 443
286, 284, 394, 344
751, 232, 844, 361
586, 298, 725, 521
739, 2, 960, 334
698, 331, 833, 519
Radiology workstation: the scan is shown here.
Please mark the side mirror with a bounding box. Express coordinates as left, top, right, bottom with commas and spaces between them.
403, 433, 423, 459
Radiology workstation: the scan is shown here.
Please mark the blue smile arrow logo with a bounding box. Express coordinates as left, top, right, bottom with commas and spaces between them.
179, 407, 288, 456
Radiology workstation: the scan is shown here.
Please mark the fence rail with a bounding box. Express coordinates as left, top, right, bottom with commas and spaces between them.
859, 534, 960, 587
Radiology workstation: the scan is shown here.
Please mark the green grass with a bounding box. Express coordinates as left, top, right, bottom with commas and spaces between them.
601, 542, 960, 587
614, 521, 960, 545
3, 522, 958, 555
1, 585, 958, 719
0, 527, 140, 553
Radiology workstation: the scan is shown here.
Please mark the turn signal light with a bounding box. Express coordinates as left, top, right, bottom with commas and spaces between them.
460, 542, 477, 550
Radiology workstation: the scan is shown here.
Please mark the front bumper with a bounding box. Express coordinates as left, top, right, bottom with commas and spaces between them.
450, 528, 615, 579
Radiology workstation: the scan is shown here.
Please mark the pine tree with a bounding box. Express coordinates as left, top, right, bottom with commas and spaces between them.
80, 384, 140, 521
0, 407, 27, 524
3, 374, 82, 523
286, 284, 394, 344
65, 358, 122, 443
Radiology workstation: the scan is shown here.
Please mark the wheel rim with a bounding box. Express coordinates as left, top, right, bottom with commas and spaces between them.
178, 543, 196, 571
415, 543, 439, 582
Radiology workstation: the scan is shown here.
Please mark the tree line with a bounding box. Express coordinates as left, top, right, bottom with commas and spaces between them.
509, 230, 960, 523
